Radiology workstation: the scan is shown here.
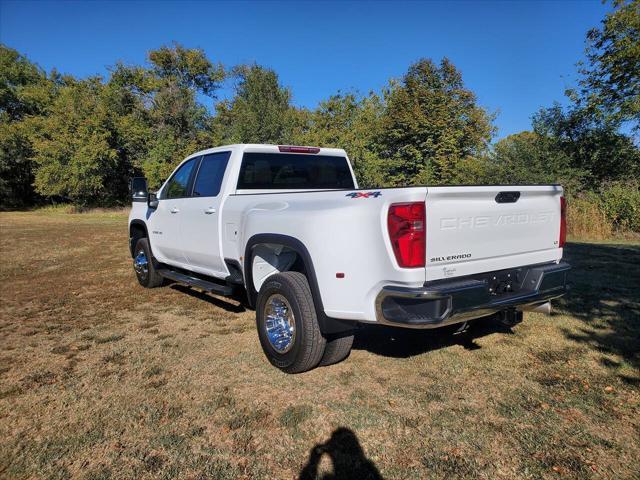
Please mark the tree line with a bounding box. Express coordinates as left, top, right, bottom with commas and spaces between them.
1, 0, 638, 232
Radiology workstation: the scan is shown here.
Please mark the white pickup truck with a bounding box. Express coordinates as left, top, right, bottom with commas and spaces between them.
129, 144, 570, 373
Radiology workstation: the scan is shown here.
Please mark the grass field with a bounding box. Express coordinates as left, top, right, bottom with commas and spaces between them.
0, 210, 638, 480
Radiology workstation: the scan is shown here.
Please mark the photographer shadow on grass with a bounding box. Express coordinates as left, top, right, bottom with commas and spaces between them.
299, 427, 383, 480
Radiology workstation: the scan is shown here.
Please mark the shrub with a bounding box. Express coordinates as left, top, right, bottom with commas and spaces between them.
599, 180, 640, 232
566, 180, 640, 240
567, 194, 613, 240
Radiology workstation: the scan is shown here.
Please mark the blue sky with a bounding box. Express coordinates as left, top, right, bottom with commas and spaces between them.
1, 0, 610, 139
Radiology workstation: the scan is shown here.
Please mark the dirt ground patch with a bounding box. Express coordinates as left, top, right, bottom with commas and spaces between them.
0, 211, 638, 479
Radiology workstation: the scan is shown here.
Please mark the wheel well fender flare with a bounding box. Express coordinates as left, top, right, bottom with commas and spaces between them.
244, 233, 353, 335
129, 220, 149, 257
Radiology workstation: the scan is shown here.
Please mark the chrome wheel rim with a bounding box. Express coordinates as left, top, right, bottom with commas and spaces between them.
264, 294, 296, 353
134, 249, 148, 280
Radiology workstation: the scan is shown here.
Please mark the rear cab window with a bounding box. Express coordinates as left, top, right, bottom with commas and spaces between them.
237, 153, 355, 190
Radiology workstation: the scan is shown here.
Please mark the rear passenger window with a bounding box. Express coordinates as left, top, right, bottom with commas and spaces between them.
163, 158, 198, 199
192, 152, 231, 197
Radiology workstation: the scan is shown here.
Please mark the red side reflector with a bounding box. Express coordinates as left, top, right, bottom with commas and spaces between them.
336, 272, 345, 278
278, 145, 320, 154
388, 202, 426, 268
559, 196, 567, 248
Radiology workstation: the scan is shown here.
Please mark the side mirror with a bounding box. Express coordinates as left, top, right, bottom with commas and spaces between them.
148, 192, 159, 209
130, 177, 148, 201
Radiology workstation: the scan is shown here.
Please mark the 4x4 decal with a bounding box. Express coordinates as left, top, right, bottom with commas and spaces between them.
345, 191, 382, 199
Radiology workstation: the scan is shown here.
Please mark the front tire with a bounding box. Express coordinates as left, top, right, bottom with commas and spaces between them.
133, 238, 163, 288
256, 272, 326, 373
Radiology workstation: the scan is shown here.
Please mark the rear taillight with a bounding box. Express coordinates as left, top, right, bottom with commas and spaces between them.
278, 145, 320, 154
388, 202, 426, 268
559, 196, 567, 248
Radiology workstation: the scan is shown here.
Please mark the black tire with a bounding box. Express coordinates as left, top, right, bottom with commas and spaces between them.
133, 238, 164, 288
256, 272, 326, 373
319, 332, 354, 367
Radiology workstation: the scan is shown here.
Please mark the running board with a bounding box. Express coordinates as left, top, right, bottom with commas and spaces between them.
157, 269, 234, 296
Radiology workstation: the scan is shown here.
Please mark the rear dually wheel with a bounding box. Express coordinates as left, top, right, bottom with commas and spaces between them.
256, 272, 326, 373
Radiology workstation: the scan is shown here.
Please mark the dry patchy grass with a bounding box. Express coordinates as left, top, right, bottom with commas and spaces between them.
0, 211, 638, 479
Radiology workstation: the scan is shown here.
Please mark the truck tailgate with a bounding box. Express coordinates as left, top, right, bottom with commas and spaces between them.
424, 185, 564, 281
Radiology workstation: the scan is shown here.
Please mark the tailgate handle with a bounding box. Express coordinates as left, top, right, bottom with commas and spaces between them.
495, 191, 520, 203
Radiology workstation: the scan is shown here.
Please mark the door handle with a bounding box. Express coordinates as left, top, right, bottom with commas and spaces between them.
204, 207, 216, 215
170, 207, 180, 214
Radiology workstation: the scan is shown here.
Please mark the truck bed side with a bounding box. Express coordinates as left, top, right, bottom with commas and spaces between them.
221, 187, 428, 321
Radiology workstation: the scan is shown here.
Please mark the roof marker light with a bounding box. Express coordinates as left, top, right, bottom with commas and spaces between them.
278, 145, 321, 154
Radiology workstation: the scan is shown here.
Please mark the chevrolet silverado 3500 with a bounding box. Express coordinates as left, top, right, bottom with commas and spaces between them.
129, 144, 570, 373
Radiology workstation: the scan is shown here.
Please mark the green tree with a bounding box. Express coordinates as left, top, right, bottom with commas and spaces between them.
378, 58, 495, 186
214, 65, 295, 144
490, 131, 586, 194
148, 43, 224, 97
574, 0, 640, 130
101, 77, 153, 186
0, 120, 39, 208
532, 104, 640, 188
0, 45, 52, 120
110, 44, 224, 188
31, 78, 128, 205
142, 87, 212, 187
0, 45, 55, 207
293, 92, 386, 187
